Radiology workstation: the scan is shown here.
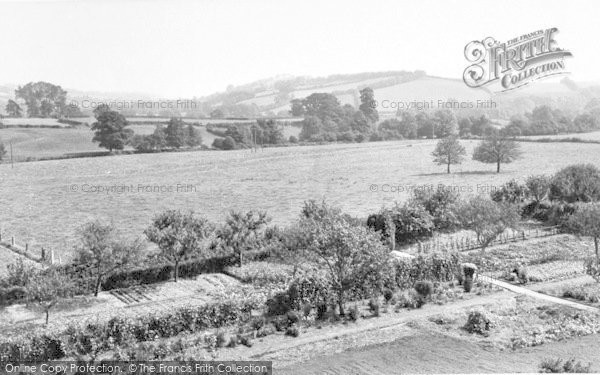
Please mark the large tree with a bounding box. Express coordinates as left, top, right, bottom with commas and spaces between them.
15, 81, 67, 118
74, 221, 143, 296
472, 133, 522, 173
91, 110, 133, 152
303, 206, 390, 316
359, 87, 379, 123
218, 210, 270, 266
165, 117, 187, 148
145, 210, 213, 282
5, 99, 23, 118
432, 136, 466, 173
549, 164, 600, 203
457, 196, 520, 253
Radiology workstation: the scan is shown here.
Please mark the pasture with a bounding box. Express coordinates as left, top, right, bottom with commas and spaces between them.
0, 139, 599, 260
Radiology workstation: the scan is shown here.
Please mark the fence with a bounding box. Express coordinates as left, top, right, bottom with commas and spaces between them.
403, 226, 562, 254
0, 229, 58, 265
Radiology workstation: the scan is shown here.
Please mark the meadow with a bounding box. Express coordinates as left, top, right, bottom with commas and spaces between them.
0, 139, 599, 260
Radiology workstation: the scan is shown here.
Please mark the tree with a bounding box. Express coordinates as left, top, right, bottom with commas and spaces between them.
303, 208, 390, 316
458, 117, 472, 137
145, 210, 214, 282
526, 175, 550, 203
218, 210, 270, 266
0, 140, 6, 161
299, 116, 323, 141
567, 203, 600, 262
359, 87, 379, 123
472, 134, 522, 173
457, 196, 520, 253
165, 117, 186, 148
550, 164, 600, 203
74, 221, 143, 297
5, 99, 22, 117
91, 110, 133, 152
290, 99, 305, 117
432, 136, 466, 173
432, 110, 458, 138
222, 136, 237, 150
26, 268, 74, 324
15, 81, 67, 118
185, 124, 202, 147
210, 108, 225, 119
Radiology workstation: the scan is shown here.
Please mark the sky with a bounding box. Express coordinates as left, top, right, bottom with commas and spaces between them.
0, 0, 597, 98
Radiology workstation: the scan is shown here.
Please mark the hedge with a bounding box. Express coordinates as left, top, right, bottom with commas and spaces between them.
0, 298, 259, 361
393, 252, 461, 289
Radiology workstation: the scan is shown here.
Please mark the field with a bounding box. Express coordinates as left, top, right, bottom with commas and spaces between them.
524, 130, 600, 141
0, 139, 599, 260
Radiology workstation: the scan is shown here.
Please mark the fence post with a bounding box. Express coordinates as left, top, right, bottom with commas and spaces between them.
11, 236, 15, 246
25, 243, 28, 252
41, 247, 46, 261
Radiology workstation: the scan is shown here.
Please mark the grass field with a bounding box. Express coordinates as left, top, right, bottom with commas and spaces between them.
0, 139, 599, 260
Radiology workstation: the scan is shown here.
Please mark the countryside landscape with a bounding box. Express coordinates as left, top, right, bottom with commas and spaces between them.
2, 1, 600, 374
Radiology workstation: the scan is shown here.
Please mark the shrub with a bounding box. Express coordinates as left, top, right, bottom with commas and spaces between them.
410, 188, 460, 230
383, 288, 394, 303
239, 335, 253, 348
394, 253, 461, 289
462, 263, 477, 278
516, 266, 529, 284
414, 281, 433, 299
584, 258, 600, 282
464, 310, 493, 335
368, 298, 380, 317
316, 302, 328, 320
215, 332, 227, 348
539, 358, 592, 373
266, 291, 292, 316
348, 305, 359, 321
396, 290, 422, 309
286, 311, 300, 326
285, 325, 300, 337
256, 324, 276, 338
463, 277, 473, 293
288, 135, 298, 143
491, 179, 528, 204
301, 303, 312, 319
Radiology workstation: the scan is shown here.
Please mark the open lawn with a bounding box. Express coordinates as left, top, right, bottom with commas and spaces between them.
0, 140, 599, 259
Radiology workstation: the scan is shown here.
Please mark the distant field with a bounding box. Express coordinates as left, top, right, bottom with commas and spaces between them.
523, 131, 600, 141
0, 128, 100, 160
0, 140, 599, 260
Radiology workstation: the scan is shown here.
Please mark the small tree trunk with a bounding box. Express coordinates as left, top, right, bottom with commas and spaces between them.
45, 309, 50, 325
497, 160, 501, 173
595, 236, 599, 262
94, 276, 102, 297
337, 290, 345, 317
174, 260, 179, 282
447, 162, 451, 174
239, 250, 243, 267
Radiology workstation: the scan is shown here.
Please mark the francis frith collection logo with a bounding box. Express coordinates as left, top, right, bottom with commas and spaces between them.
463, 27, 572, 92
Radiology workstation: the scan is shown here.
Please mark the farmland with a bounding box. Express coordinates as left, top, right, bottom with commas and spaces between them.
0, 139, 599, 259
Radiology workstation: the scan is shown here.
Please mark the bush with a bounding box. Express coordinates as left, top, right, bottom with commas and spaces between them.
316, 302, 328, 320
396, 290, 423, 309
286, 311, 300, 326
414, 281, 433, 299
516, 266, 529, 284
288, 135, 298, 143
410, 188, 460, 230
464, 310, 493, 335
265, 291, 292, 316
394, 253, 461, 289
383, 288, 394, 303
348, 305, 359, 321
463, 277, 473, 293
285, 325, 300, 337
301, 302, 312, 319
539, 358, 592, 373
0, 298, 257, 361
491, 179, 528, 204
256, 324, 276, 338
368, 298, 380, 317
584, 258, 600, 283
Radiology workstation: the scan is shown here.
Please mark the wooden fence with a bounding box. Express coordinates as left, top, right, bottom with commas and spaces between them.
0, 229, 58, 265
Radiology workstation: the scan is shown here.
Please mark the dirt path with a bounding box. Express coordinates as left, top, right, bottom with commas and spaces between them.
480, 275, 599, 312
